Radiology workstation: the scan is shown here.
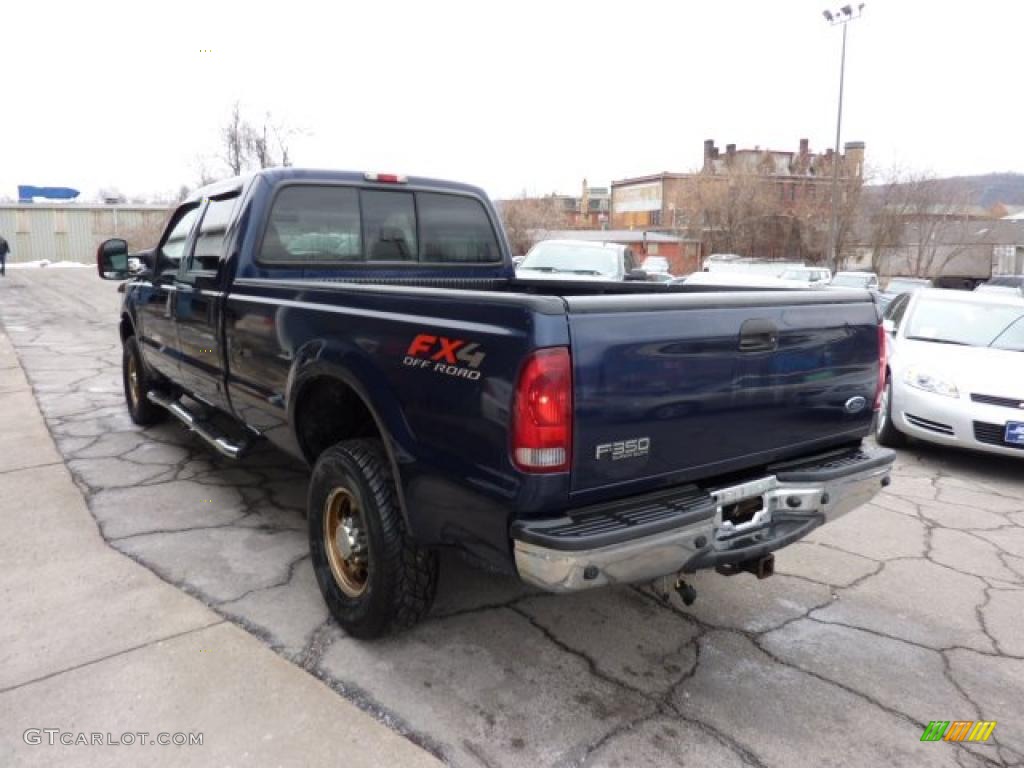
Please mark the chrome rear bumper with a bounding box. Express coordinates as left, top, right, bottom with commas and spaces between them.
514, 446, 894, 592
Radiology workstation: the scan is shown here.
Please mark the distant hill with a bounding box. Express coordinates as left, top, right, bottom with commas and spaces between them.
862, 173, 1024, 213
934, 173, 1024, 208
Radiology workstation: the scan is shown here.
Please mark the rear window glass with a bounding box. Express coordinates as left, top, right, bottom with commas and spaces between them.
418, 192, 499, 263
261, 186, 362, 262
259, 185, 500, 265
362, 190, 417, 261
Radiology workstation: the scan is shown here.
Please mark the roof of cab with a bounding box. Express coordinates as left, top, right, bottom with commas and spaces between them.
187, 168, 491, 205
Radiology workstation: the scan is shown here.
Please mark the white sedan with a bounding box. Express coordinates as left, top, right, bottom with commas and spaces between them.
876, 288, 1024, 457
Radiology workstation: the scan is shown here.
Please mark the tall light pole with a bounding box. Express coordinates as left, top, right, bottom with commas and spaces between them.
823, 3, 864, 273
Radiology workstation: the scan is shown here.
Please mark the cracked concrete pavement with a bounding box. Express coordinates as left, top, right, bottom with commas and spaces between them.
1, 269, 1022, 767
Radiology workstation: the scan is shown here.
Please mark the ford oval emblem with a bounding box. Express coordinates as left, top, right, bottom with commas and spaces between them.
844, 396, 867, 414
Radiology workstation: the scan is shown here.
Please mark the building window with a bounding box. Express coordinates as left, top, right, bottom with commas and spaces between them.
647, 243, 659, 255
649, 210, 661, 226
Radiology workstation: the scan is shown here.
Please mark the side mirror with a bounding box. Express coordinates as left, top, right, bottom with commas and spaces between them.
624, 268, 648, 281
96, 238, 130, 280
882, 318, 895, 335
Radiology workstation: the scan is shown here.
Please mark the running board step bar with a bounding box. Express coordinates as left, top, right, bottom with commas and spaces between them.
146, 391, 256, 460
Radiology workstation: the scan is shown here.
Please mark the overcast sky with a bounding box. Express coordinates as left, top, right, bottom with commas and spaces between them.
4, 0, 1022, 203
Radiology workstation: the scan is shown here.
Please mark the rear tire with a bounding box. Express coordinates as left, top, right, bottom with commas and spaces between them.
123, 336, 166, 426
308, 439, 438, 638
874, 376, 905, 448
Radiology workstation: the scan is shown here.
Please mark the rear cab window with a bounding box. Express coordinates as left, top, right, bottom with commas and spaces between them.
258, 183, 500, 266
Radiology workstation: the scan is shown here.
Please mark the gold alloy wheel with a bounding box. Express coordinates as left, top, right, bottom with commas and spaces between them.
127, 354, 140, 407
323, 487, 369, 597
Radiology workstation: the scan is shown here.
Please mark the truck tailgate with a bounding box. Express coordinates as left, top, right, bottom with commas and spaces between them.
566, 290, 880, 494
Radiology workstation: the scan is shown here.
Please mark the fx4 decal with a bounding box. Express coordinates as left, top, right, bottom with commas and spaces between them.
403, 334, 485, 380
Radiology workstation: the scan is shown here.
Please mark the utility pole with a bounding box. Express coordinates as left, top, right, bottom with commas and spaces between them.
823, 4, 864, 273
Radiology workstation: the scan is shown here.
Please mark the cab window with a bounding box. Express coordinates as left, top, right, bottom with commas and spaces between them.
362, 190, 417, 261
260, 186, 362, 262
189, 196, 239, 272
159, 205, 200, 268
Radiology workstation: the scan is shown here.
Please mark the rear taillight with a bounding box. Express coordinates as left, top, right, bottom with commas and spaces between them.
874, 323, 887, 410
511, 347, 572, 473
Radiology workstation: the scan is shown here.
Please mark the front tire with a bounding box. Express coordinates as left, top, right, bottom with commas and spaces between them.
874, 375, 905, 448
308, 439, 438, 638
123, 336, 166, 426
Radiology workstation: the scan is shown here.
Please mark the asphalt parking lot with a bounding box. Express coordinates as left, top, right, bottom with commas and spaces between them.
1, 268, 1022, 768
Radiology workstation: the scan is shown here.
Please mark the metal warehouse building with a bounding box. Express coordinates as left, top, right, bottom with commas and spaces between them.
0, 203, 170, 263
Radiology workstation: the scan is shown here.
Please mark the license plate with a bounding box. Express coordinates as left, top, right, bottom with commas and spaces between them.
1006, 422, 1024, 446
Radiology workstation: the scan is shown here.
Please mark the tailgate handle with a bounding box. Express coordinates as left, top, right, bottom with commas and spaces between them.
739, 318, 779, 352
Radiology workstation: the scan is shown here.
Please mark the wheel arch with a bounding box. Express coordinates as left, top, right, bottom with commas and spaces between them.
286, 348, 419, 537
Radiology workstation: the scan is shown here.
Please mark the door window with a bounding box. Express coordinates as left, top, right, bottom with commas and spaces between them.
159, 206, 200, 268
189, 196, 239, 272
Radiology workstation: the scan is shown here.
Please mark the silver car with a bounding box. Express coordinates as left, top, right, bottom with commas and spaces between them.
876, 288, 1024, 457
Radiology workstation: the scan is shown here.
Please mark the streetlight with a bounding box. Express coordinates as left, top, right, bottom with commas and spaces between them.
823, 3, 864, 273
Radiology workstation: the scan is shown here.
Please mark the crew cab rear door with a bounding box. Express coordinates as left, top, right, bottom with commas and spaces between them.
171, 192, 240, 412
565, 290, 880, 495
136, 204, 199, 381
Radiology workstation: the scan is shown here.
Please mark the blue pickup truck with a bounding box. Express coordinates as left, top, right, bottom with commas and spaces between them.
96, 168, 893, 637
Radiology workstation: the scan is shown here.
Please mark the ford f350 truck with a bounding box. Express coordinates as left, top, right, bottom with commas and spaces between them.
96, 169, 894, 638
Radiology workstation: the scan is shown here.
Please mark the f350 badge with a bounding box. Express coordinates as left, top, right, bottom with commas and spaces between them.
404, 333, 485, 380
595, 437, 651, 461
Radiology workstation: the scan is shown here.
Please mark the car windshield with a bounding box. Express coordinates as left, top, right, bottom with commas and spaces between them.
518, 242, 619, 276
905, 297, 1024, 351
832, 274, 870, 287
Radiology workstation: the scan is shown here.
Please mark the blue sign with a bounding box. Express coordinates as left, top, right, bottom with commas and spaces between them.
17, 185, 80, 202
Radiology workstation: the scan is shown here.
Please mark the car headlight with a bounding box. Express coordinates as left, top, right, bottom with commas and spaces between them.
903, 366, 959, 398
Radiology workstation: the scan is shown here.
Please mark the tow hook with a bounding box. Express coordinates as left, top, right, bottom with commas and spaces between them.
674, 577, 698, 606
715, 553, 775, 580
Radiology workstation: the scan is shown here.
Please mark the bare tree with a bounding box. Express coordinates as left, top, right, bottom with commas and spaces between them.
674, 168, 778, 258
498, 196, 570, 256
863, 169, 975, 278
222, 102, 246, 176
220, 102, 298, 175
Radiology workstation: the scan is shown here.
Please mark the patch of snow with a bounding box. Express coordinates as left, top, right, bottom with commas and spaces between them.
8, 259, 89, 269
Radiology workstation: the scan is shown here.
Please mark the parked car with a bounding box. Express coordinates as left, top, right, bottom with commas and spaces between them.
779, 267, 832, 286
96, 168, 893, 637
876, 288, 1024, 457
976, 275, 1024, 294
516, 239, 648, 282
831, 271, 880, 290
878, 276, 932, 310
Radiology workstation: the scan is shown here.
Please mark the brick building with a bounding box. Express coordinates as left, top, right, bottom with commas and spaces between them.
610, 138, 865, 261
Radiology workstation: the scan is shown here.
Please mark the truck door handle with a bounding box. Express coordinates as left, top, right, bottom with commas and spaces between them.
739, 319, 779, 352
